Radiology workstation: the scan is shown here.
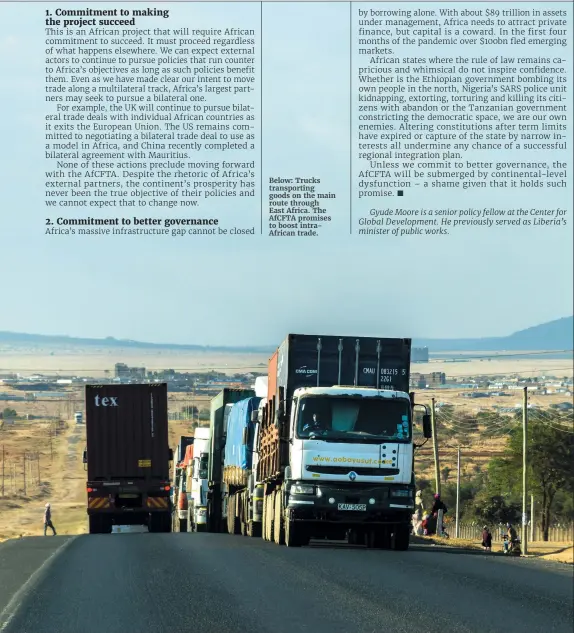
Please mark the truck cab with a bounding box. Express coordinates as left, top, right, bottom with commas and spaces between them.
187, 427, 211, 532
270, 385, 431, 548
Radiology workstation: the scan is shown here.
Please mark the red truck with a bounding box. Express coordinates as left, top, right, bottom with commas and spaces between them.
83, 383, 173, 534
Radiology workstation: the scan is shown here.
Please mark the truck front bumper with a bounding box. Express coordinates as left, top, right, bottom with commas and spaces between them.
286, 483, 414, 525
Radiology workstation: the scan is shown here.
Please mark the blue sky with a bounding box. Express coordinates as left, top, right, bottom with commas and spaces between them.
0, 1, 572, 346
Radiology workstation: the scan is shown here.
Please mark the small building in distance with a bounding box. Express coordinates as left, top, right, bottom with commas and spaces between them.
412, 347, 429, 363
114, 363, 146, 380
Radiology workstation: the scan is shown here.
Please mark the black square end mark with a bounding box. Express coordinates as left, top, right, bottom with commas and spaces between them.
397, 190, 404, 196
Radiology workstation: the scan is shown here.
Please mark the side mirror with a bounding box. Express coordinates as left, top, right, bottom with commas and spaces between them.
250, 410, 258, 423
242, 427, 248, 445
422, 414, 432, 439
82, 450, 87, 464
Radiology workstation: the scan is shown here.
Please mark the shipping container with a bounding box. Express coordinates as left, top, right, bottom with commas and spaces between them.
84, 383, 172, 534
223, 397, 261, 488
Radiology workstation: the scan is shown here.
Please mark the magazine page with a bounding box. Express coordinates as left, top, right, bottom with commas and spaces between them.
0, 0, 572, 630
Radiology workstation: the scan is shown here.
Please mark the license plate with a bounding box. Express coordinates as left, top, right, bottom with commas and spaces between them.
338, 503, 367, 511
118, 494, 138, 498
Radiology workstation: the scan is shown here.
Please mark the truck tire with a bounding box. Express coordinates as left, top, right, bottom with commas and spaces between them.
162, 513, 172, 533
347, 529, 359, 545
266, 494, 274, 542
273, 489, 285, 545
285, 518, 308, 547
392, 524, 410, 551
366, 527, 391, 549
89, 515, 101, 534
102, 517, 113, 534
248, 521, 261, 538
149, 513, 162, 533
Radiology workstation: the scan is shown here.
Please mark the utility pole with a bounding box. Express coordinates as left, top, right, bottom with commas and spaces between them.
431, 398, 441, 495
522, 387, 528, 556
23, 453, 26, 496
530, 494, 535, 542
455, 445, 461, 539
1, 445, 4, 497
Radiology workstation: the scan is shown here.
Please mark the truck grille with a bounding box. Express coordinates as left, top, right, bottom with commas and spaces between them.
306, 466, 400, 476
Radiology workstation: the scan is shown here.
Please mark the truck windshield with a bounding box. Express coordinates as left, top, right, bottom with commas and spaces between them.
296, 396, 411, 441
199, 454, 208, 479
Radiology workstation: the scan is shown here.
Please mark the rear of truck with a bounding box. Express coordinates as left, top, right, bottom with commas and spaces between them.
222, 397, 262, 536
84, 383, 172, 534
258, 334, 431, 549
206, 388, 255, 533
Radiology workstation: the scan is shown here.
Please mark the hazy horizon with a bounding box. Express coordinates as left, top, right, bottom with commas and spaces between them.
1, 314, 572, 348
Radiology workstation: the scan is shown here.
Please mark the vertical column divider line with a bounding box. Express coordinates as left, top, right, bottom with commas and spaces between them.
260, 0, 263, 235
349, 0, 352, 235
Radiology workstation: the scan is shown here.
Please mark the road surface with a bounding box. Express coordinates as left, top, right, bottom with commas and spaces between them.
0, 533, 572, 633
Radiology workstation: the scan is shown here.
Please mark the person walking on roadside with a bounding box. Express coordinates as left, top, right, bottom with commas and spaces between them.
481, 525, 492, 552
44, 502, 57, 536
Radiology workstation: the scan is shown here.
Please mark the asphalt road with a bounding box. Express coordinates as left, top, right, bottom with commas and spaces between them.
0, 533, 572, 633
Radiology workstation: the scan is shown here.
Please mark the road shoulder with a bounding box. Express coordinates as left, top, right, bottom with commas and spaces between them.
0, 536, 75, 628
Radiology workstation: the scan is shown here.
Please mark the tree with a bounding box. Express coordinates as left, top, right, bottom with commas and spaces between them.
465, 491, 521, 526
487, 414, 574, 540
441, 467, 451, 483
2, 408, 17, 419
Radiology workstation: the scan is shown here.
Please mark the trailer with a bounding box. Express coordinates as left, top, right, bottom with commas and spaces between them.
83, 383, 173, 534
222, 396, 263, 536
206, 388, 255, 533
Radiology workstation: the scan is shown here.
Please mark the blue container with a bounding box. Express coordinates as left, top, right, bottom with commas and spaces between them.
223, 397, 261, 483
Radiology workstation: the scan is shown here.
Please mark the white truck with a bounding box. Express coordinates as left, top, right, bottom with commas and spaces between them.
256, 334, 432, 549
187, 426, 211, 532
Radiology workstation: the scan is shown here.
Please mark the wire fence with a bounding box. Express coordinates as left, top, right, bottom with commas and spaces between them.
454, 523, 573, 543
0, 450, 43, 497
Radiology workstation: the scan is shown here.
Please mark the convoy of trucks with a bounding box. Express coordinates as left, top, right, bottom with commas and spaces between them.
83, 383, 173, 534
81, 332, 432, 550
206, 334, 432, 550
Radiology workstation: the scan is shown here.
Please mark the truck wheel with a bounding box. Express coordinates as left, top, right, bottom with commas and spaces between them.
162, 513, 172, 533
347, 529, 358, 545
273, 489, 285, 545
89, 516, 101, 534
285, 518, 308, 547
248, 521, 261, 538
232, 497, 241, 535
266, 495, 274, 542
393, 524, 410, 551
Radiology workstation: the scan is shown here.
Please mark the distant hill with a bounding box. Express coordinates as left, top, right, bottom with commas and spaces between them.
0, 316, 572, 353
412, 316, 573, 352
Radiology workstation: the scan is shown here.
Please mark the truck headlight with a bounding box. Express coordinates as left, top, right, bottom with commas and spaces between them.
391, 489, 411, 498
291, 484, 315, 495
